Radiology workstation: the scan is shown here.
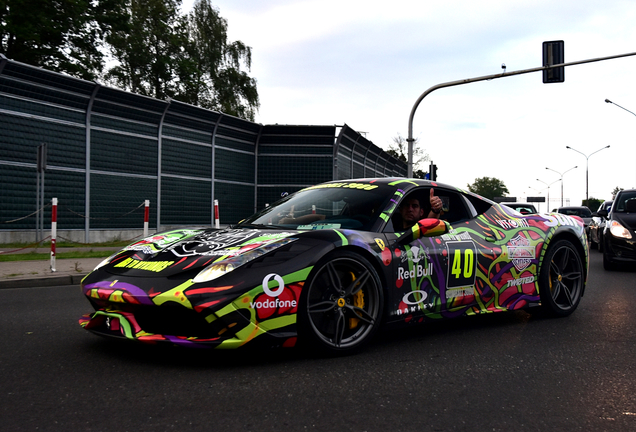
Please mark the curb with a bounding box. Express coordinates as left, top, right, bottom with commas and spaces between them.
0, 274, 88, 290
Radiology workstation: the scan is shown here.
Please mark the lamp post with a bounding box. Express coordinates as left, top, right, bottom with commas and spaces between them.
536, 178, 561, 211
605, 98, 635, 189
546, 166, 577, 206
605, 99, 636, 117
566, 145, 610, 203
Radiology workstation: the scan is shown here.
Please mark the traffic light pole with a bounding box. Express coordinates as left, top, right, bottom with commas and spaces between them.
406, 51, 636, 178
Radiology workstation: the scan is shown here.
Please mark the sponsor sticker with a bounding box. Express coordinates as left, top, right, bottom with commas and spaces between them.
507, 234, 535, 271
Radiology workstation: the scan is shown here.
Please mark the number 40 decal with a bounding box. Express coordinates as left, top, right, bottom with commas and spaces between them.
446, 241, 477, 289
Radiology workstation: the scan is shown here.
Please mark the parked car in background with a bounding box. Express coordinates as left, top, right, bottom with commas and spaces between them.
556, 206, 593, 236
502, 203, 538, 215
589, 200, 613, 251
599, 189, 636, 270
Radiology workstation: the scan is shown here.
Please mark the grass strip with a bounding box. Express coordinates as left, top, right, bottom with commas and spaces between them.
0, 250, 115, 262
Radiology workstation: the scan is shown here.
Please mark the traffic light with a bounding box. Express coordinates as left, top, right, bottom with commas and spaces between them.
429, 162, 437, 181
543, 40, 564, 83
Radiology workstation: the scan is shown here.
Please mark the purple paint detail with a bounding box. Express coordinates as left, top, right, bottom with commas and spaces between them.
164, 335, 210, 348
503, 293, 540, 309
492, 262, 516, 282
83, 281, 154, 306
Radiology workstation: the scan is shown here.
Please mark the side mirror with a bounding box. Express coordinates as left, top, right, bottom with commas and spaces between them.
396, 218, 450, 245
597, 209, 608, 218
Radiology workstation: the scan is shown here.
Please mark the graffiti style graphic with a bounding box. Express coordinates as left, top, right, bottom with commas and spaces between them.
80, 178, 588, 354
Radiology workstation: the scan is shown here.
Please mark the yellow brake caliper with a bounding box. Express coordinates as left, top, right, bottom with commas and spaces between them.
348, 272, 365, 329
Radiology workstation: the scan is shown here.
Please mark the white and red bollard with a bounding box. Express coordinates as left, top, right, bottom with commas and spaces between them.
50, 197, 57, 272
214, 199, 220, 229
143, 200, 149, 237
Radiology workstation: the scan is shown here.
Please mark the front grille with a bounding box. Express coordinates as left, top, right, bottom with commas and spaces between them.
131, 303, 251, 339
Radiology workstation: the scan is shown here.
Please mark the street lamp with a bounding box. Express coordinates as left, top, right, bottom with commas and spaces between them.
566, 145, 610, 203
536, 178, 561, 211
546, 166, 577, 206
605, 98, 635, 189
605, 99, 636, 117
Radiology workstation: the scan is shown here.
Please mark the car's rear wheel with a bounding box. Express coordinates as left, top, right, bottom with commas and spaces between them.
298, 251, 383, 355
539, 239, 584, 317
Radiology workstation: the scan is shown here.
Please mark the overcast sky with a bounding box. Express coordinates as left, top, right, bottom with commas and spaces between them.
183, 0, 636, 211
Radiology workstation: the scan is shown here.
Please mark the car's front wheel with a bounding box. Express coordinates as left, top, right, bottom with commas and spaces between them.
298, 251, 383, 355
539, 239, 584, 317
603, 250, 617, 271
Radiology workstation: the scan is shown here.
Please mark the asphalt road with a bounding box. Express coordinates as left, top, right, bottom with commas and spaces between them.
1, 252, 635, 432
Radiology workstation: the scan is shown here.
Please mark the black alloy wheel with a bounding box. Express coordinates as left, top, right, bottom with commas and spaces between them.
299, 251, 383, 354
539, 239, 584, 317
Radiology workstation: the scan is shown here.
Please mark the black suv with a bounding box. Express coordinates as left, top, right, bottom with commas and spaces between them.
599, 189, 636, 270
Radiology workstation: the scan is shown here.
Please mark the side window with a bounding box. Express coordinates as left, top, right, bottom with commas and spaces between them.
464, 193, 493, 216
387, 188, 474, 233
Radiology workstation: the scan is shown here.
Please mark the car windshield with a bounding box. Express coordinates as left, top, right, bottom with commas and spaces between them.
598, 201, 613, 213
560, 207, 592, 217
615, 191, 636, 213
237, 183, 391, 231
507, 204, 537, 214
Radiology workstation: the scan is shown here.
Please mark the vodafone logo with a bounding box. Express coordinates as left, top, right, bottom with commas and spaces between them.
250, 273, 297, 311
262, 273, 285, 297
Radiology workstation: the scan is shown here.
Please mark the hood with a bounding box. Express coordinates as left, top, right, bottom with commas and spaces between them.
100, 228, 300, 278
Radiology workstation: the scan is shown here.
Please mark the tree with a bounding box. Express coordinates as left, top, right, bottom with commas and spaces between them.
467, 177, 509, 200
2, 0, 259, 120
105, 0, 185, 100
611, 187, 623, 199
582, 197, 602, 210
104, 0, 259, 120
182, 0, 259, 120
387, 134, 429, 179
0, 0, 128, 80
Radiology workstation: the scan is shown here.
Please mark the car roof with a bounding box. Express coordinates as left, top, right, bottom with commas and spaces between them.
321, 178, 494, 202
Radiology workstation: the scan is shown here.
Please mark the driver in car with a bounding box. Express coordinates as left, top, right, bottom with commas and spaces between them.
399, 188, 443, 229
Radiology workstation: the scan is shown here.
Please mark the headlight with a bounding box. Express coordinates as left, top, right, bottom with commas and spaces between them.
609, 220, 632, 239
193, 238, 297, 283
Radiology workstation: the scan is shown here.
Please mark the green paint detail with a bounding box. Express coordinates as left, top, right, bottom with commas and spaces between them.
388, 179, 419, 186
240, 232, 294, 245
215, 314, 298, 349
152, 280, 194, 309
257, 314, 297, 332
334, 230, 348, 246
205, 313, 218, 324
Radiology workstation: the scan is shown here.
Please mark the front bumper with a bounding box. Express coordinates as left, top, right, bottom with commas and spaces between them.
604, 234, 636, 262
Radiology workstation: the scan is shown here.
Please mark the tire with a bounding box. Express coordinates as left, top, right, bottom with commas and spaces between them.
298, 251, 384, 355
603, 250, 616, 271
539, 239, 584, 317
